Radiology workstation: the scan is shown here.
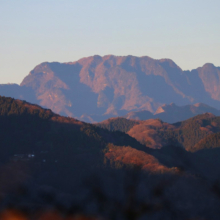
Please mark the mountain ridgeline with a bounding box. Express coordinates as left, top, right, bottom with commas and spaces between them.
97, 113, 220, 152
1, 96, 220, 219
1, 55, 220, 122
1, 95, 220, 178
0, 96, 171, 186
123, 102, 220, 124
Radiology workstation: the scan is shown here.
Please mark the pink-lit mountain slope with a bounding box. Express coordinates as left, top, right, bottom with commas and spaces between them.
0, 55, 219, 121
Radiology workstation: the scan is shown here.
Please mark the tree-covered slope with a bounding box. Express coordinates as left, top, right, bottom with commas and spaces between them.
1, 97, 220, 219
98, 113, 220, 153
0, 96, 179, 192
96, 117, 139, 133
122, 113, 220, 152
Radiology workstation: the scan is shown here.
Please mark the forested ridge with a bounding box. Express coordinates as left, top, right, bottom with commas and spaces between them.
0, 96, 148, 182
156, 113, 220, 151
97, 117, 139, 132
1, 96, 220, 219
98, 113, 220, 152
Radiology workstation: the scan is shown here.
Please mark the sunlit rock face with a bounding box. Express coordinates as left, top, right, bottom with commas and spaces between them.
0, 55, 220, 121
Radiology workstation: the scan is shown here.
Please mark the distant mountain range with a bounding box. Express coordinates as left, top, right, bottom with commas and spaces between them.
0, 55, 220, 122
123, 102, 220, 124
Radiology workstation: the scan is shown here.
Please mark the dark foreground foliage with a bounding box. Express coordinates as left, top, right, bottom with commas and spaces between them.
1, 167, 220, 220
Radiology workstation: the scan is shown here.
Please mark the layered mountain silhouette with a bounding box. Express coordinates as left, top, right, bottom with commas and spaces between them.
0, 96, 173, 184
0, 52, 220, 218
98, 113, 220, 151
98, 113, 220, 179
1, 55, 220, 122
1, 95, 220, 179
123, 102, 220, 123
1, 96, 220, 219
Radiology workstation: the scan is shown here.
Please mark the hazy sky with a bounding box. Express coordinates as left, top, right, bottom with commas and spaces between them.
1, 0, 220, 84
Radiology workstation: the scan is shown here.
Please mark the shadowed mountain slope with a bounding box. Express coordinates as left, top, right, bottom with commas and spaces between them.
2, 96, 220, 180
0, 96, 181, 191
123, 102, 220, 124
97, 113, 220, 181
1, 55, 220, 122
2, 96, 220, 219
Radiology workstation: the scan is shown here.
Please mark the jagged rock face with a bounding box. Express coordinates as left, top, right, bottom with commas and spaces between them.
197, 64, 220, 100
1, 55, 220, 120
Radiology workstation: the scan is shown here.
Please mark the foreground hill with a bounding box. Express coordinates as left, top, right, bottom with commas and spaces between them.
1, 97, 220, 219
0, 55, 220, 121
2, 95, 220, 180
0, 96, 179, 189
97, 114, 220, 183
98, 113, 220, 152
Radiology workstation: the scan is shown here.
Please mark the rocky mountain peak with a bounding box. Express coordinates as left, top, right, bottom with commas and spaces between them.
0, 55, 220, 122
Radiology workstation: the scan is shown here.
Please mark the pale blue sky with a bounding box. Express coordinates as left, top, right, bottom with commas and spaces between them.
0, 0, 220, 84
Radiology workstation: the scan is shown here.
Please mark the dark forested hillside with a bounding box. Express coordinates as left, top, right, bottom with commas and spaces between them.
1, 96, 220, 219
155, 113, 220, 152
0, 96, 169, 190
96, 117, 139, 132
98, 113, 220, 153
